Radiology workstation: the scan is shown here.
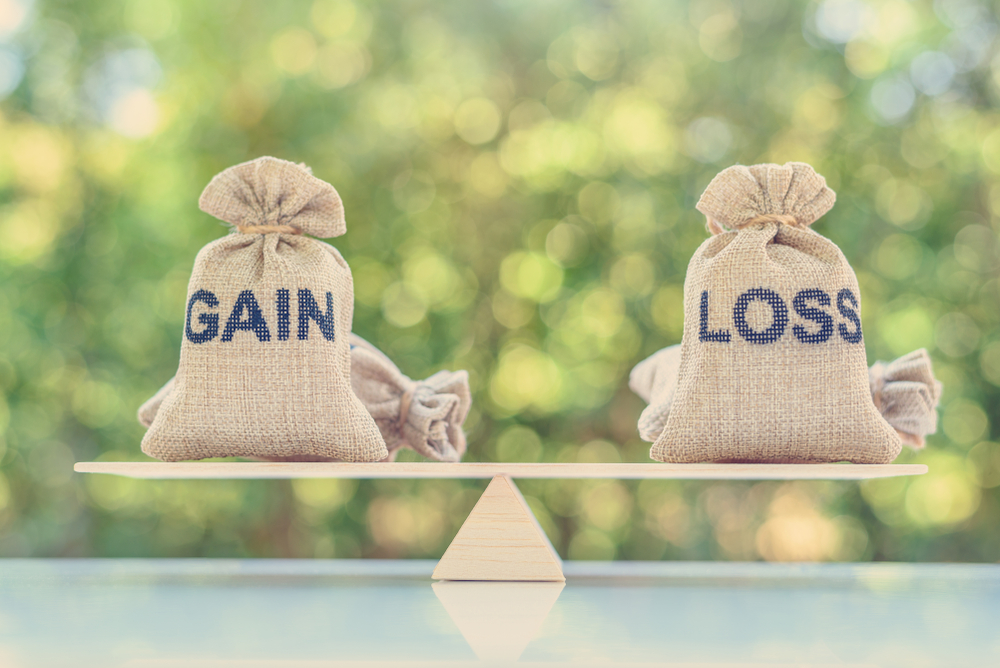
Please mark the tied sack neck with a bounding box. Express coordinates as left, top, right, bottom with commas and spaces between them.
237, 224, 302, 235
348, 334, 471, 463
870, 349, 942, 448
198, 156, 347, 238
697, 162, 836, 236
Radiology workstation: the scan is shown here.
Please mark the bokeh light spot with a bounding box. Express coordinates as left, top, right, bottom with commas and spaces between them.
935, 312, 981, 358
581, 481, 632, 531
0, 200, 60, 264
979, 343, 1000, 387
699, 12, 741, 62
567, 527, 616, 560
72, 381, 121, 429
910, 51, 956, 96
845, 40, 889, 78
499, 251, 563, 303
545, 221, 589, 267
402, 250, 458, 307
876, 179, 930, 229
0, 0, 30, 37
293, 478, 357, 510
495, 425, 543, 463
311, 0, 359, 38
609, 254, 655, 296
381, 282, 428, 328
490, 344, 563, 412
468, 152, 508, 198
684, 117, 732, 164
109, 89, 159, 139
953, 224, 998, 272
877, 303, 934, 356
904, 452, 980, 526
870, 75, 916, 123
874, 234, 924, 280
271, 27, 318, 75
815, 0, 866, 43
942, 398, 988, 445
650, 285, 684, 339
573, 27, 619, 81
315, 42, 369, 88
453, 97, 502, 145
577, 182, 619, 224
0, 46, 24, 98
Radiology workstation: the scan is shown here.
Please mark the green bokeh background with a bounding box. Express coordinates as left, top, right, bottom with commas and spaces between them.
1, 0, 999, 561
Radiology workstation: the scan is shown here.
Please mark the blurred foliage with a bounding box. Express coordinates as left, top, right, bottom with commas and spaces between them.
1, 0, 999, 563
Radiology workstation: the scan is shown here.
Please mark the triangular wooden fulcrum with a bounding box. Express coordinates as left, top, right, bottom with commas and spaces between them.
433, 474, 564, 581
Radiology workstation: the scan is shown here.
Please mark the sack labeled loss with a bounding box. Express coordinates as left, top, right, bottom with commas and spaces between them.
646, 162, 902, 464
140, 156, 387, 462
631, 345, 941, 449
139, 333, 472, 462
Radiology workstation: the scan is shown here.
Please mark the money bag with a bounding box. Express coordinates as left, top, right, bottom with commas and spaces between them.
646, 162, 901, 463
140, 157, 387, 462
140, 333, 473, 462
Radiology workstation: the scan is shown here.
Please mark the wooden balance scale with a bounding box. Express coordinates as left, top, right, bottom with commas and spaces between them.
75, 461, 926, 582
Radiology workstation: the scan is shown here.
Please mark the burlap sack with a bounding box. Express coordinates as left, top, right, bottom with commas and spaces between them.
869, 348, 942, 448
140, 157, 387, 462
629, 344, 682, 443
348, 334, 471, 461
139, 334, 472, 462
648, 162, 901, 463
631, 345, 941, 449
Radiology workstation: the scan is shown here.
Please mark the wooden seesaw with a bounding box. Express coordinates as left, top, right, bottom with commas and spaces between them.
74, 461, 926, 582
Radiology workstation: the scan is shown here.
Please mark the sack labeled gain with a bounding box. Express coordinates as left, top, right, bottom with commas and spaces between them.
140, 157, 387, 462
646, 162, 901, 464
139, 333, 472, 462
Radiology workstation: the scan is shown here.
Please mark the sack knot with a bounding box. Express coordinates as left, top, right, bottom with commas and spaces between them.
349, 334, 471, 463
397, 381, 417, 430
706, 213, 801, 235
236, 224, 303, 235
869, 349, 942, 448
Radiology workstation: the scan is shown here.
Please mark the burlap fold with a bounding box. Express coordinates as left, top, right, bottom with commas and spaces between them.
869, 349, 942, 448
199, 157, 346, 238
139, 333, 471, 462
631, 345, 941, 449
140, 156, 387, 462
697, 162, 837, 233
348, 334, 471, 462
648, 162, 901, 463
629, 344, 682, 443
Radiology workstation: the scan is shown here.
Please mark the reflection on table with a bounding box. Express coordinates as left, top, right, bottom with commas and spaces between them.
1, 559, 998, 667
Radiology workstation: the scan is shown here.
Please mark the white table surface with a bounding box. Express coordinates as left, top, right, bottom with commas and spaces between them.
1, 559, 997, 667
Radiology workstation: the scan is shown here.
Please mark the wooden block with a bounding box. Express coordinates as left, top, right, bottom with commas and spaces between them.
73, 461, 929, 480
432, 580, 564, 662
432, 475, 564, 582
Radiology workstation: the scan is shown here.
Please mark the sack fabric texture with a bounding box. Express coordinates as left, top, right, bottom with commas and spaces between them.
139, 334, 472, 462
140, 156, 387, 462
869, 348, 942, 448
646, 162, 902, 463
631, 344, 941, 449
630, 345, 683, 443
348, 334, 471, 462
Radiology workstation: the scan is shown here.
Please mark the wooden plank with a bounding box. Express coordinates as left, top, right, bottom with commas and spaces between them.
74, 461, 927, 480
432, 476, 564, 582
